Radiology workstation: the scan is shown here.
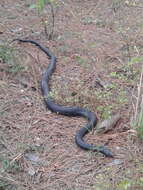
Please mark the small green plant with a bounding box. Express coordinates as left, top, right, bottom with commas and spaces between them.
117, 176, 143, 190
81, 17, 95, 25
135, 177, 143, 188
117, 90, 128, 104
0, 45, 26, 74
131, 66, 143, 140
75, 55, 89, 68
0, 158, 21, 174
36, 0, 48, 12
0, 180, 10, 189
128, 56, 143, 65
75, 55, 85, 65
29, 0, 57, 39
97, 105, 112, 119
117, 179, 132, 190
110, 71, 117, 78
0, 45, 14, 63
36, 0, 54, 12
39, 0, 56, 39
110, 63, 139, 82
111, 0, 123, 12
48, 89, 59, 99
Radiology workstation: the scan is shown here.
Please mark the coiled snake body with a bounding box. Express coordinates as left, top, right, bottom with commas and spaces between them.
14, 39, 113, 157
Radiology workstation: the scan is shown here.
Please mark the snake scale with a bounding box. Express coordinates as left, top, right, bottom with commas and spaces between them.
14, 39, 113, 157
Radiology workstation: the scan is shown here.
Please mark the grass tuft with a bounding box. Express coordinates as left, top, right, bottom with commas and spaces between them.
131, 66, 143, 140
0, 44, 26, 74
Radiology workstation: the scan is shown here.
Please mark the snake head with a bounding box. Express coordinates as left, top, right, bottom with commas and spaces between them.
93, 146, 114, 157
99, 146, 114, 157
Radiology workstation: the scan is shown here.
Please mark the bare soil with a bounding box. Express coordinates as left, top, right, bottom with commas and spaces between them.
0, 0, 143, 189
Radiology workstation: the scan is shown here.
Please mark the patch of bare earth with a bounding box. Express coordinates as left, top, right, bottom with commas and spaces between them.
0, 0, 143, 189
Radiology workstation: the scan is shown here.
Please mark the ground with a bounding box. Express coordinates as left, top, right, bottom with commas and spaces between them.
0, 0, 143, 189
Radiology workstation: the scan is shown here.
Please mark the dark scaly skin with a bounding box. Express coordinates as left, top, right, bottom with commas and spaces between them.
13, 39, 113, 157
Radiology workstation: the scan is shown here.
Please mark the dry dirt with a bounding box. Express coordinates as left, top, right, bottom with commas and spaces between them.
0, 0, 143, 190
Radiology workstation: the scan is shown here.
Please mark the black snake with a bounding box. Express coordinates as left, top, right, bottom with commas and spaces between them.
14, 39, 113, 157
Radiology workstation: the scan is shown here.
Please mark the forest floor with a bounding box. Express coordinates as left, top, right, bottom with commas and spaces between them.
0, 0, 143, 189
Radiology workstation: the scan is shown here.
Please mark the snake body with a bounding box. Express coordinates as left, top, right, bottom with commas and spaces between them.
14, 39, 113, 157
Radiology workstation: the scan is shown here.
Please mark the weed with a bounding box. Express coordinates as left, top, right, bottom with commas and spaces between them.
0, 45, 26, 74
75, 55, 85, 65
81, 17, 95, 25
0, 45, 14, 63
110, 60, 139, 82
36, 0, 58, 12
106, 83, 117, 90
111, 0, 123, 12
30, 0, 58, 39
97, 105, 112, 119
110, 71, 117, 78
94, 89, 113, 101
74, 55, 90, 68
0, 158, 21, 174
117, 179, 132, 190
136, 177, 143, 188
0, 180, 10, 189
117, 90, 128, 104
48, 89, 59, 99
95, 19, 106, 28
8, 64, 25, 74
117, 176, 143, 190
128, 56, 143, 65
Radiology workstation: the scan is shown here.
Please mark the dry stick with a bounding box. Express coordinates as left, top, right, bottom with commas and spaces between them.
43, 4, 55, 39
134, 45, 140, 56
126, 3, 143, 9
138, 94, 143, 125
134, 66, 143, 122
0, 174, 24, 186
48, 3, 55, 40
41, 2, 55, 39
131, 93, 137, 120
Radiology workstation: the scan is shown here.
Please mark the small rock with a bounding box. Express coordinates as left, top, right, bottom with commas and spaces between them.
25, 153, 40, 165
10, 27, 22, 33
27, 167, 36, 176
107, 159, 123, 166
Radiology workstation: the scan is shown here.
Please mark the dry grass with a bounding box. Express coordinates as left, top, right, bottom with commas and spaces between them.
131, 66, 143, 140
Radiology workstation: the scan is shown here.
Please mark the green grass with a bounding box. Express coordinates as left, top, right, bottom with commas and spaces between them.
0, 44, 26, 74
0, 180, 10, 189
0, 45, 14, 63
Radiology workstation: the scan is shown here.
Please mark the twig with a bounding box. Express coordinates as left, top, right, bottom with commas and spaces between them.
125, 3, 143, 9
0, 174, 22, 185
48, 3, 55, 40
134, 66, 143, 122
